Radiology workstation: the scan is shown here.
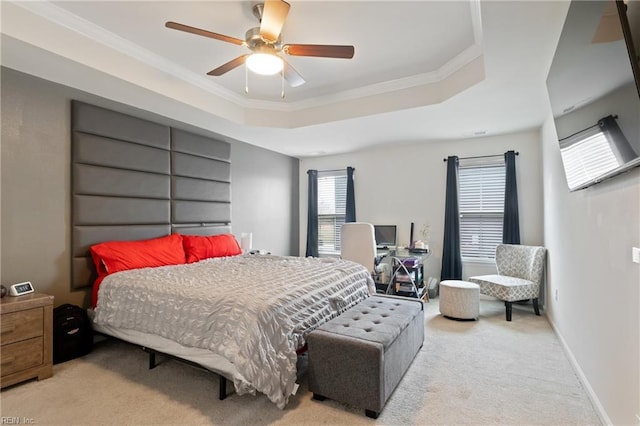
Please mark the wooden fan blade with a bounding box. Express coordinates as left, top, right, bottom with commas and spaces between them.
207, 55, 249, 76
165, 21, 244, 46
283, 44, 355, 59
260, 0, 290, 42
282, 59, 305, 87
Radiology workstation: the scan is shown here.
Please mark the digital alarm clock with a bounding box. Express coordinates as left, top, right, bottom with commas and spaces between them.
9, 281, 34, 296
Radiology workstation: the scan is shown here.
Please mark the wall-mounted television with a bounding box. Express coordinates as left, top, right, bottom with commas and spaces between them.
374, 225, 397, 249
547, 0, 640, 191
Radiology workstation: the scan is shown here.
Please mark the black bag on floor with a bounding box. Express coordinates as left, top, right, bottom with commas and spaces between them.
53, 304, 93, 364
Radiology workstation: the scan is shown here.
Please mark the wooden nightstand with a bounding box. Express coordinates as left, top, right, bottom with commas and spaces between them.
1, 293, 54, 388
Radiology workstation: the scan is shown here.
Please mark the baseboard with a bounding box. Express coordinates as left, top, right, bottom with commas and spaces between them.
546, 315, 612, 425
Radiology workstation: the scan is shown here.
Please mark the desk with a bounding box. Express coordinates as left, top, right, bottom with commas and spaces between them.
374, 248, 431, 301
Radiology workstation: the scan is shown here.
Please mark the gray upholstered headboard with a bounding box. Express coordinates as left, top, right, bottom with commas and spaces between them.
71, 101, 232, 290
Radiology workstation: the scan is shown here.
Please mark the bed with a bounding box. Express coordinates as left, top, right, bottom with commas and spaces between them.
71, 101, 374, 408
88, 236, 374, 409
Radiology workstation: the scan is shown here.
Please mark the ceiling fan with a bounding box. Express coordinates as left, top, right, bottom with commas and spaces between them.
165, 0, 355, 88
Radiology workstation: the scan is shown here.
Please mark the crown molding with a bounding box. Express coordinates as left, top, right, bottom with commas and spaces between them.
10, 0, 485, 117
212, 0, 486, 112
278, 45, 483, 112
11, 0, 248, 107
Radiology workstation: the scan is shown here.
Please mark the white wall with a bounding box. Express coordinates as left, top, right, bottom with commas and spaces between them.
299, 130, 544, 283
542, 113, 640, 424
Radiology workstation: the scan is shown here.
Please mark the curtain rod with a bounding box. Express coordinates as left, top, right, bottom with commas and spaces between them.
443, 152, 519, 162
558, 115, 617, 142
315, 167, 355, 173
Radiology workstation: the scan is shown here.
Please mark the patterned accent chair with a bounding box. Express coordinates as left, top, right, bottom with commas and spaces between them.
469, 244, 546, 321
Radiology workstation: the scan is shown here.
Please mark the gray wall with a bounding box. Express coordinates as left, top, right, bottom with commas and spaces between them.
1, 67, 299, 307
231, 141, 299, 256
542, 109, 640, 424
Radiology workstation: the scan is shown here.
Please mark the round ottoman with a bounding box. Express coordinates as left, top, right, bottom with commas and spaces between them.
439, 280, 480, 320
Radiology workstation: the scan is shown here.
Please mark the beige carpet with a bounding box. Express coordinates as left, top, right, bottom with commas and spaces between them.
0, 297, 601, 425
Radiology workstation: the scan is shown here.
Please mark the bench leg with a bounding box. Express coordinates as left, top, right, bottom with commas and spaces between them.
505, 301, 512, 321
365, 410, 379, 419
532, 298, 540, 316
313, 393, 379, 419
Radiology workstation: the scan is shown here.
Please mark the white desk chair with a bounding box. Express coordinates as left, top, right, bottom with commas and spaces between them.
340, 222, 377, 274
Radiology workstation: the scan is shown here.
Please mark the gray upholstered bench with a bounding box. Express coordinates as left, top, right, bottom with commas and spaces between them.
307, 295, 424, 419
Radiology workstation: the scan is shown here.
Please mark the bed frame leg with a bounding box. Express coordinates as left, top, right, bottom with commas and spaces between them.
149, 352, 157, 369
142, 347, 157, 369
142, 346, 228, 400
219, 375, 227, 400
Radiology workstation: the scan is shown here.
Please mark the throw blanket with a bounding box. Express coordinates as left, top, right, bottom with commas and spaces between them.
93, 255, 373, 408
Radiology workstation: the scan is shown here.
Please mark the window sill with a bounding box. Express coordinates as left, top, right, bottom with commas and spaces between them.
462, 257, 495, 264
318, 252, 341, 258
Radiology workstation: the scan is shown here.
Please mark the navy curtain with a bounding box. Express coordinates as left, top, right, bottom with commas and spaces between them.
441, 156, 462, 281
305, 170, 319, 257
345, 166, 356, 223
502, 150, 521, 244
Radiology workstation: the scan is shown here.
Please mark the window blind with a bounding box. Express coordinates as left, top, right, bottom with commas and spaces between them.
560, 129, 620, 190
317, 170, 347, 254
458, 160, 505, 260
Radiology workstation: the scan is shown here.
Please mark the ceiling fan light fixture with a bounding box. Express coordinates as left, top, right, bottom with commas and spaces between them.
165, 0, 352, 88
246, 53, 283, 75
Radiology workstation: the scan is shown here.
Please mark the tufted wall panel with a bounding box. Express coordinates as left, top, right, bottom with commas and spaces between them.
71, 101, 232, 290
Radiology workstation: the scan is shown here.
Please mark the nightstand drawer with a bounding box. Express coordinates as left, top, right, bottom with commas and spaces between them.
1, 293, 53, 388
1, 337, 43, 376
1, 308, 43, 345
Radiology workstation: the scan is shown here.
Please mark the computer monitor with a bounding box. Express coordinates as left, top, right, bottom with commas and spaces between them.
374, 225, 397, 249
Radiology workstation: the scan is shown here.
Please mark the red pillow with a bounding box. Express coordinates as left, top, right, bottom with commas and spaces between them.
181, 233, 242, 263
89, 234, 186, 276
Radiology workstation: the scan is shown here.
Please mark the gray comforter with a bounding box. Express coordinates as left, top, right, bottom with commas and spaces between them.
93, 255, 374, 408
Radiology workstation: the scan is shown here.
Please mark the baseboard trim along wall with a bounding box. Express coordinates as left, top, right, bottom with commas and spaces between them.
547, 318, 611, 425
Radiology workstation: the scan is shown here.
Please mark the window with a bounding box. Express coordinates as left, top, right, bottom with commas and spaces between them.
560, 127, 620, 190
317, 170, 347, 254
458, 158, 505, 260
